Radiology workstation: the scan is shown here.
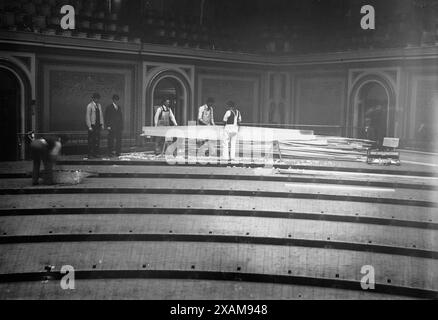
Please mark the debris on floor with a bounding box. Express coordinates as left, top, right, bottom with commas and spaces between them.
48, 170, 94, 185
118, 151, 157, 161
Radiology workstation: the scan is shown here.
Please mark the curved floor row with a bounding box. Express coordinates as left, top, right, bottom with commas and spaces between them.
0, 162, 436, 299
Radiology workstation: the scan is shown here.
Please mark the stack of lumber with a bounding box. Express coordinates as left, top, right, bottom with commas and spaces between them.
141, 126, 374, 163
279, 137, 374, 162
141, 126, 315, 142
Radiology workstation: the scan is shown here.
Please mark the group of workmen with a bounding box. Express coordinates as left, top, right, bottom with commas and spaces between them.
30, 93, 242, 185
85, 93, 242, 160
154, 97, 242, 160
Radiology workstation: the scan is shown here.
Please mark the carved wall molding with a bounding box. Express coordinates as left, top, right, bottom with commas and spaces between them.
0, 51, 35, 99
142, 62, 195, 126
347, 67, 401, 137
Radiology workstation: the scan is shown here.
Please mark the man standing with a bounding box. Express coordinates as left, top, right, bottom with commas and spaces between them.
198, 97, 215, 126
365, 105, 386, 148
105, 94, 124, 157
85, 93, 104, 158
154, 98, 178, 155
198, 97, 216, 157
222, 101, 242, 161
30, 135, 62, 185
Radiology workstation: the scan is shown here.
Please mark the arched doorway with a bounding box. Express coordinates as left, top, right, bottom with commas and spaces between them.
0, 68, 21, 161
153, 77, 185, 124
356, 81, 389, 139
349, 75, 395, 139
146, 70, 192, 127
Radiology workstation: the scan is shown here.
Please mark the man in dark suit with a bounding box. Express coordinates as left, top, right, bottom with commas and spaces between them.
105, 94, 124, 157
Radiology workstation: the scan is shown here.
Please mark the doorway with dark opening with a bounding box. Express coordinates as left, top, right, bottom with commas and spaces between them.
356, 81, 389, 145
0, 68, 20, 161
153, 77, 185, 125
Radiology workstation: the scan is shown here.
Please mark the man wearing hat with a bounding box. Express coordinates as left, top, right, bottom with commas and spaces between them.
105, 94, 124, 157
198, 97, 216, 126
197, 97, 216, 157
85, 92, 104, 158
154, 97, 178, 156
222, 101, 242, 161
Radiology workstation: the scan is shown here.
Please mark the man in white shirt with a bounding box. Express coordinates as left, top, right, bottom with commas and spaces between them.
197, 97, 216, 157
198, 97, 215, 126
222, 101, 242, 161
85, 92, 104, 158
154, 98, 178, 127
154, 98, 178, 155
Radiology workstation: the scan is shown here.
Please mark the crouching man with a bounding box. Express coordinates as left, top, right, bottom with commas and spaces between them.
30, 135, 62, 185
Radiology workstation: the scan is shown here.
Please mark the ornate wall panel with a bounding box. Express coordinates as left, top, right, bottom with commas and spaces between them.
294, 76, 346, 133
409, 75, 438, 142
198, 72, 260, 123
42, 64, 133, 133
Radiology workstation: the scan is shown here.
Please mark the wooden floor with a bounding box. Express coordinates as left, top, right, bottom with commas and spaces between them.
0, 155, 437, 299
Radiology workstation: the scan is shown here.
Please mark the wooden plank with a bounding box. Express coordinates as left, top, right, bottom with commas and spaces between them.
0, 242, 436, 290
141, 126, 316, 142
26, 164, 438, 187
0, 279, 412, 300
1, 214, 436, 251
276, 168, 438, 186
281, 141, 369, 152
2, 163, 438, 188
0, 178, 434, 204
0, 194, 436, 224
1, 150, 436, 175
